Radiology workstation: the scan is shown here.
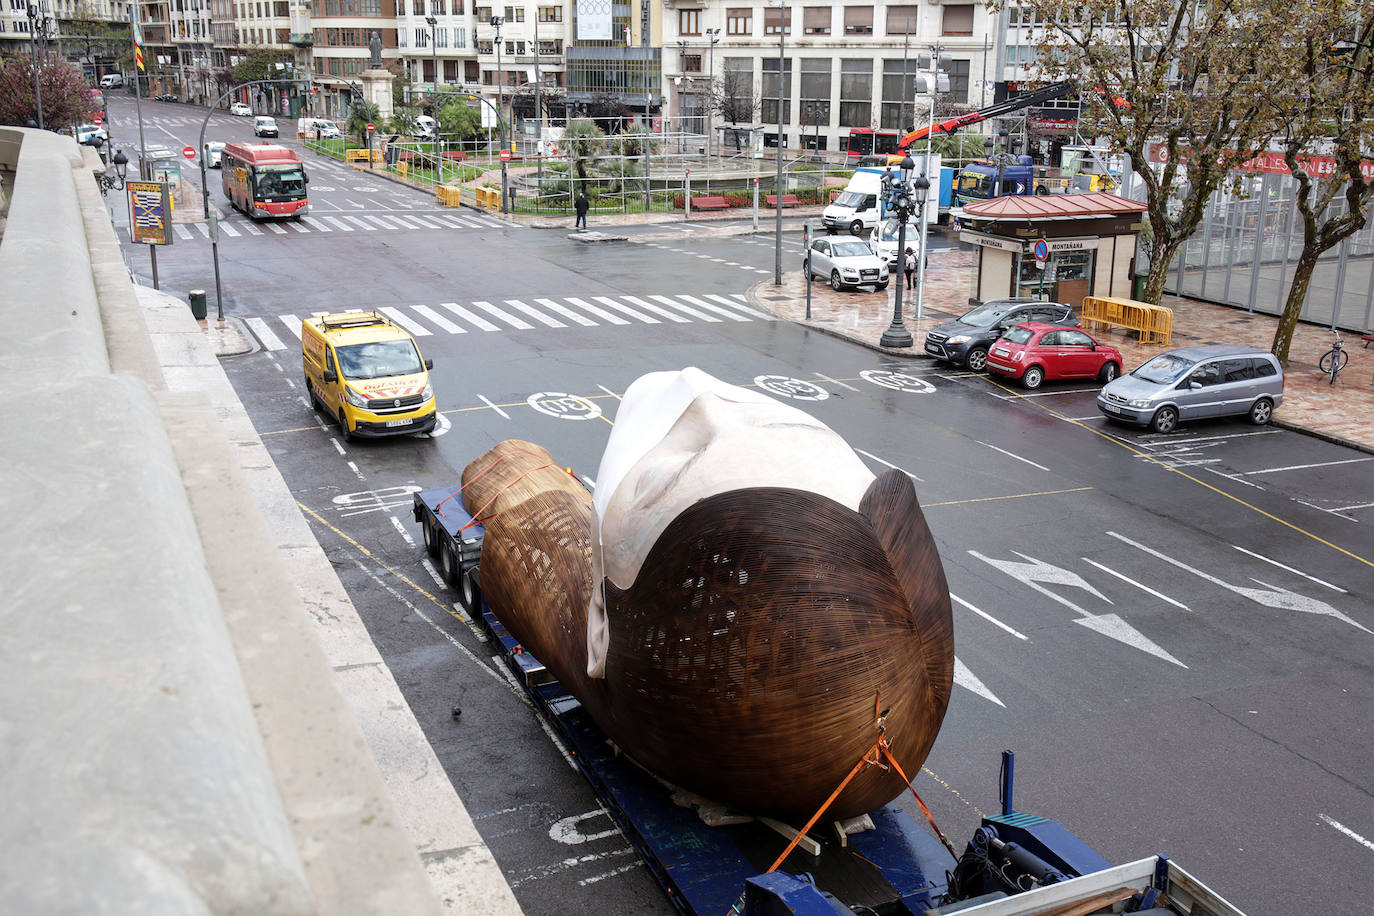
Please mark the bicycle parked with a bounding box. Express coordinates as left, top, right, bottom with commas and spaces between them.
1318, 330, 1348, 384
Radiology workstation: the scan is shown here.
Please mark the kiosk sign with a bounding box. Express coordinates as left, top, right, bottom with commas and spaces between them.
126, 181, 174, 246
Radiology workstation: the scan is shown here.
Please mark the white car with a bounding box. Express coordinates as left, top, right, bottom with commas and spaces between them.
253, 116, 279, 138
804, 237, 890, 291
203, 141, 225, 168
229, 102, 252, 116
74, 123, 108, 146
868, 217, 925, 270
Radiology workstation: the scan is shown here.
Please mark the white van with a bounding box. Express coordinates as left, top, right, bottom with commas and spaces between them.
823, 156, 942, 236
100, 73, 124, 88
414, 114, 437, 140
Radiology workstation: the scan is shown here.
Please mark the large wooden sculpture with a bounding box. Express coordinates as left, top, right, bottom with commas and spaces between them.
462, 368, 953, 822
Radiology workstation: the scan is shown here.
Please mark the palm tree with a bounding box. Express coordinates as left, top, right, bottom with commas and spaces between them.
346, 100, 381, 145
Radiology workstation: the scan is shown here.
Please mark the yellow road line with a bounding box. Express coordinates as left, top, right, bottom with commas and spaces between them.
924, 486, 1095, 509
982, 376, 1374, 570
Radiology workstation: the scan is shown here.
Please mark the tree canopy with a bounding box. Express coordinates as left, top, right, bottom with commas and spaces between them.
0, 57, 100, 129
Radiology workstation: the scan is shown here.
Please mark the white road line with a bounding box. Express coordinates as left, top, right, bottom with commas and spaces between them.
597, 384, 621, 400
1231, 546, 1347, 593
472, 300, 534, 330
331, 438, 346, 456
853, 448, 924, 483
678, 294, 751, 321
389, 515, 415, 547
193, 222, 211, 238
1320, 814, 1374, 852
239, 221, 263, 235
245, 317, 287, 351
218, 222, 241, 237
323, 215, 354, 231
173, 224, 193, 240
991, 388, 1096, 400
491, 658, 577, 770
729, 293, 747, 301
703, 293, 776, 320
565, 297, 631, 325
976, 440, 1049, 472
1067, 415, 1106, 421
346, 460, 365, 480
379, 306, 432, 336
366, 197, 394, 210
617, 295, 690, 323
1237, 457, 1374, 477
342, 214, 377, 231
285, 220, 310, 233
363, 214, 401, 229
954, 657, 1006, 707
409, 215, 446, 229
1142, 429, 1281, 446
590, 296, 659, 324
1332, 500, 1374, 512
277, 314, 304, 341
435, 215, 469, 229
1081, 558, 1191, 610
814, 372, 858, 392
578, 861, 643, 886
505, 299, 567, 328
648, 294, 720, 322
535, 298, 598, 327
441, 302, 501, 331
951, 594, 1028, 640
413, 305, 467, 334
477, 394, 510, 418
421, 557, 446, 588
264, 222, 288, 234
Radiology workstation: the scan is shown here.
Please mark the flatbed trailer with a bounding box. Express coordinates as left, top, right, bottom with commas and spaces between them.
412, 487, 1246, 916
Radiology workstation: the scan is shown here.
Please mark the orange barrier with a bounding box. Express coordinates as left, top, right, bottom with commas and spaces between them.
1081, 296, 1173, 345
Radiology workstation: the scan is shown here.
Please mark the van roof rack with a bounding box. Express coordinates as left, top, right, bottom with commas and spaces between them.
319, 311, 391, 331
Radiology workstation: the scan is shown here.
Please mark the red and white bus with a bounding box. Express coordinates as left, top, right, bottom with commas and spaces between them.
221, 142, 309, 220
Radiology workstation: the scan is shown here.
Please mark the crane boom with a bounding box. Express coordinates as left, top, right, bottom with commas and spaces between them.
897, 80, 1076, 150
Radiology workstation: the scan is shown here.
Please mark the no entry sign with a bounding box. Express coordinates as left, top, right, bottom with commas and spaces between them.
93, 114, 103, 125
182, 146, 196, 159
499, 149, 511, 162
366, 123, 375, 133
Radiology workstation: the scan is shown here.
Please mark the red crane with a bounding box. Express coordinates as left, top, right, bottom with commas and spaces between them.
896, 81, 1076, 150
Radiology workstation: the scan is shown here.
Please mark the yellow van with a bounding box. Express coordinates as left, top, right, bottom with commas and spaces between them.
302, 311, 437, 440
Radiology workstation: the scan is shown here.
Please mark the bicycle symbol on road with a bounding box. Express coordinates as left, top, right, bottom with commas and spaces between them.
754, 375, 830, 401
860, 370, 936, 393
527, 391, 603, 420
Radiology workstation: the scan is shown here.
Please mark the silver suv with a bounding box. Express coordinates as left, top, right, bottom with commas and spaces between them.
1097, 345, 1283, 433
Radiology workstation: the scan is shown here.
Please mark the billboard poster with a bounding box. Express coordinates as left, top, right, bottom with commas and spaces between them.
576, 0, 613, 40
126, 180, 174, 246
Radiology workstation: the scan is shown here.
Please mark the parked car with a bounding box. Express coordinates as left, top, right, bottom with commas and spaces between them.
153, 92, 179, 102
804, 237, 890, 291
230, 101, 252, 116
299, 118, 341, 139
868, 217, 925, 270
100, 73, 124, 88
203, 140, 225, 168
986, 322, 1123, 389
73, 123, 108, 146
924, 298, 1078, 371
1097, 345, 1284, 433
254, 116, 279, 137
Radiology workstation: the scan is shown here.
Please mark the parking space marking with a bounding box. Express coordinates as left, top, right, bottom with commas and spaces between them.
1236, 456, 1374, 477
1231, 546, 1347, 593
854, 448, 923, 483
976, 440, 1049, 472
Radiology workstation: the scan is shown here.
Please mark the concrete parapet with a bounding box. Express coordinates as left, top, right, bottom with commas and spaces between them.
0, 126, 486, 912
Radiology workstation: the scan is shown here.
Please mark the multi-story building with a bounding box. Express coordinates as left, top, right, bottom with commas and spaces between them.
1, 0, 131, 79
660, 1, 994, 154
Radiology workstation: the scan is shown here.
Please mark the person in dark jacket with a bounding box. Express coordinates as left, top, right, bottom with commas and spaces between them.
575, 192, 589, 230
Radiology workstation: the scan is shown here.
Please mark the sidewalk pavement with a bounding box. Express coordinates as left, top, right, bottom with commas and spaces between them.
744, 246, 1374, 453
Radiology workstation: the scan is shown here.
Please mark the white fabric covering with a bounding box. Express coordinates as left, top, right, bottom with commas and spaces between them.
585, 368, 876, 676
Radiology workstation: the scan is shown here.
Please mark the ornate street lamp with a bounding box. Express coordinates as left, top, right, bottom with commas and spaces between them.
426, 15, 438, 116
879, 154, 917, 349
95, 144, 129, 195
910, 173, 931, 322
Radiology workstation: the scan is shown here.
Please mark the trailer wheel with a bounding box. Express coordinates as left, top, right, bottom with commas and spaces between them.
460, 567, 482, 615
438, 544, 458, 585
421, 519, 439, 558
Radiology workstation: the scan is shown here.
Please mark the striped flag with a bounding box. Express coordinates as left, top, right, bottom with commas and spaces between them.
132, 16, 145, 71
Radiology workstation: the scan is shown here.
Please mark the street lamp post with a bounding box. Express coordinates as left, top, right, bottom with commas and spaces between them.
492, 15, 507, 213
912, 49, 948, 324
909, 173, 930, 326
705, 27, 719, 162
27, 3, 48, 129
426, 15, 438, 118
533, 14, 542, 188
879, 155, 917, 349
773, 1, 786, 286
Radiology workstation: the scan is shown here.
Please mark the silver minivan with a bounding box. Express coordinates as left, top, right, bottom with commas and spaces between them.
1097, 344, 1283, 432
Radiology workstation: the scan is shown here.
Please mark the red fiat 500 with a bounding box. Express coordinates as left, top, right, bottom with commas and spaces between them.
985, 322, 1124, 389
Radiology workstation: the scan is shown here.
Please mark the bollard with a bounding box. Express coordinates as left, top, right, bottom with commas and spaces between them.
188, 289, 207, 320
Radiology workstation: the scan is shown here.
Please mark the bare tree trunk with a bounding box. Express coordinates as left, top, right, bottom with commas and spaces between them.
1270, 249, 1320, 367
1140, 236, 1182, 305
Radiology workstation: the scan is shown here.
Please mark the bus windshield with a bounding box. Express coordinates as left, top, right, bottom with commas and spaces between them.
253, 164, 307, 199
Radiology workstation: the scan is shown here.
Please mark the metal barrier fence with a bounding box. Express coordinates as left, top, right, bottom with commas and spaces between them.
1120, 169, 1374, 332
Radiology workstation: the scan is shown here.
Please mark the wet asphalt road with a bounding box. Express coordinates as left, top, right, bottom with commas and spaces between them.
110, 96, 1374, 915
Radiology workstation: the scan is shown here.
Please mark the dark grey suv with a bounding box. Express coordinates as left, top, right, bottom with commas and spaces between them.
924, 298, 1078, 371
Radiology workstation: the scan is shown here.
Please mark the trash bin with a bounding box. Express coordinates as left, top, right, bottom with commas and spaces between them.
189, 289, 207, 320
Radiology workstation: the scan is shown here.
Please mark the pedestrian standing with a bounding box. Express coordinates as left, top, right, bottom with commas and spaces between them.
575, 191, 590, 230
904, 247, 916, 290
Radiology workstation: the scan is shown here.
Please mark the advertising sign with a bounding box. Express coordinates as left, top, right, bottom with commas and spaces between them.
576, 0, 613, 40
126, 181, 174, 246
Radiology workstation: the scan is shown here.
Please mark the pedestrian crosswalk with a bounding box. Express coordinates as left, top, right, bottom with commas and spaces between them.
168, 210, 507, 240
242, 293, 766, 350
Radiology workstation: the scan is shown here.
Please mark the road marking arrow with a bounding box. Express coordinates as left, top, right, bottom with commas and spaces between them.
1108, 532, 1371, 635
954, 657, 1005, 707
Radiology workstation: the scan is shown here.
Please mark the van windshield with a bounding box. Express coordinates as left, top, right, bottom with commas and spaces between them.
254, 164, 306, 197
1132, 353, 1195, 384
336, 340, 424, 379
833, 190, 867, 208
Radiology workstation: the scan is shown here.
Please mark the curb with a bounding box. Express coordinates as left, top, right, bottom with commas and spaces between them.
746, 278, 932, 360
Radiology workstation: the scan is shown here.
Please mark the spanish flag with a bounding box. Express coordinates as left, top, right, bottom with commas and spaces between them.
132, 16, 145, 71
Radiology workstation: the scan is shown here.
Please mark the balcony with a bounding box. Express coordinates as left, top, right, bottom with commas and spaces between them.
289, 32, 313, 47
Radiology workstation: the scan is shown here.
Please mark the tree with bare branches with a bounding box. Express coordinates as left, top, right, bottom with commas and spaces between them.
713, 68, 758, 127
1023, 0, 1310, 304
1264, 0, 1374, 364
